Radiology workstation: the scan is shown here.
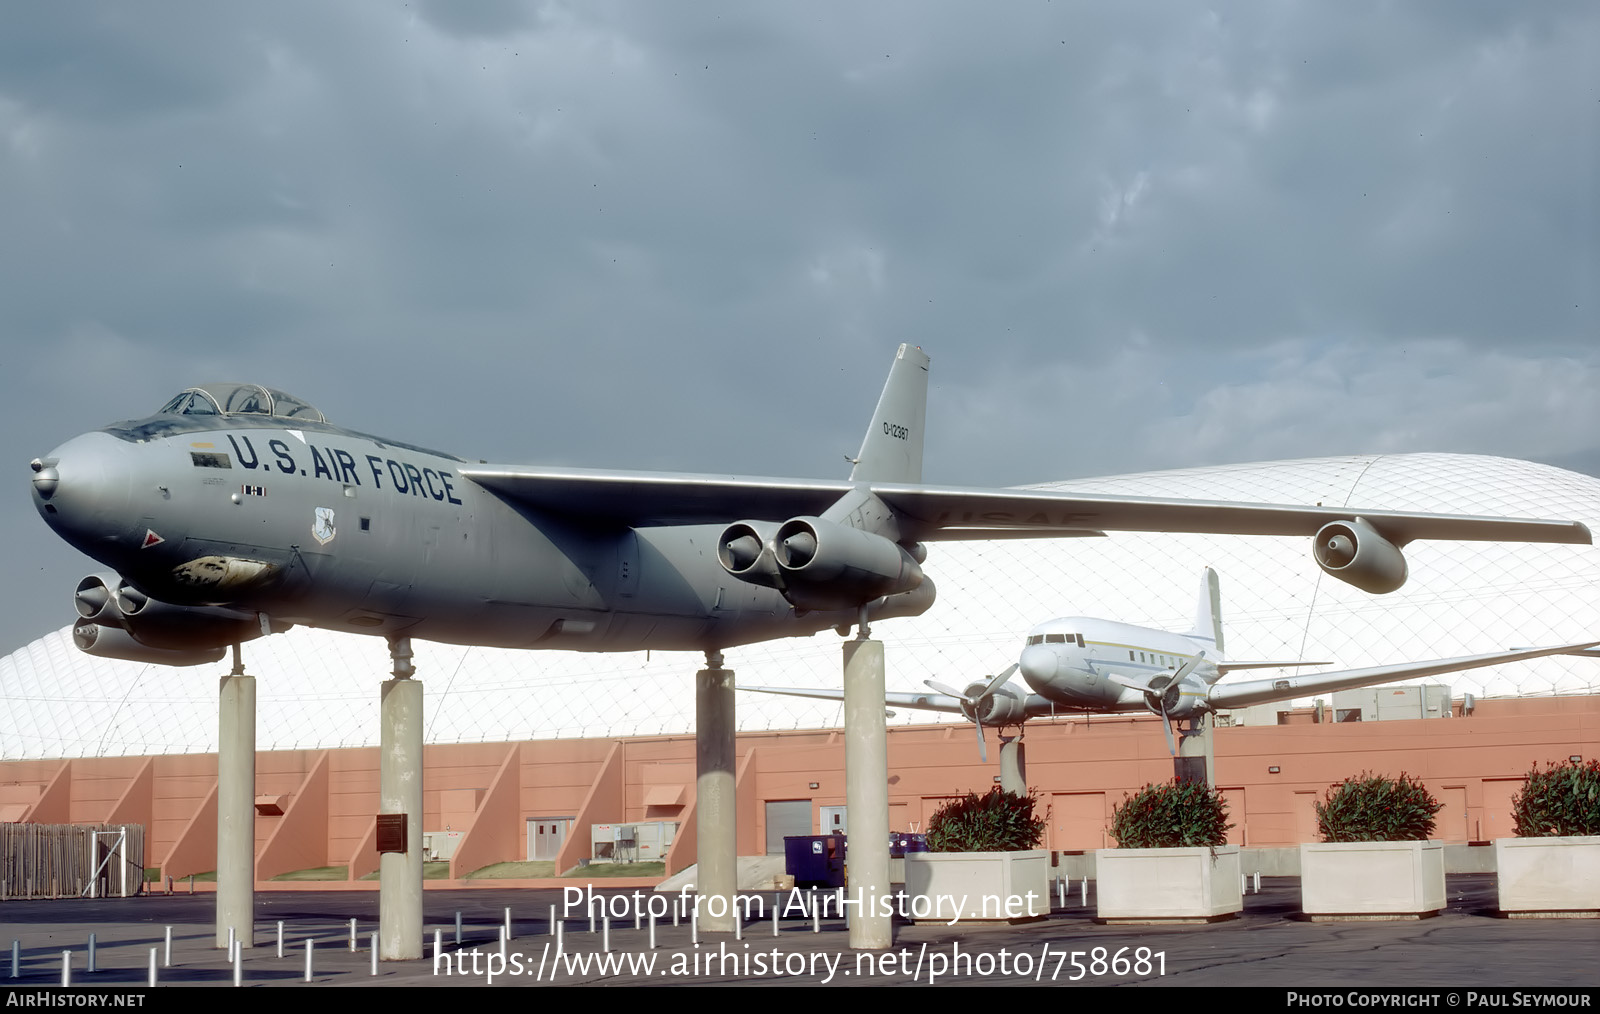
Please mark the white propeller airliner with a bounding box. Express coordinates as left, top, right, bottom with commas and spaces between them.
740, 568, 1596, 759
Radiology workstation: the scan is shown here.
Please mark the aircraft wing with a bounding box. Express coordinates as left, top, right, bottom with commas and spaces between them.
737, 684, 968, 715
457, 466, 1591, 545
1208, 643, 1600, 711
738, 683, 1064, 721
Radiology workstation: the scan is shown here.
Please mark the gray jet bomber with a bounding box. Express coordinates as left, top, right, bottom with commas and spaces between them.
28, 345, 1594, 666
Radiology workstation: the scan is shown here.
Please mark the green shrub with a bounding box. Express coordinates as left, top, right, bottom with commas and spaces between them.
1109, 780, 1232, 848
1512, 758, 1600, 837
925, 787, 1046, 852
1315, 772, 1442, 842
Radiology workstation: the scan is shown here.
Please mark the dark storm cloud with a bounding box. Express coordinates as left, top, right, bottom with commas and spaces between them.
0, 1, 1594, 651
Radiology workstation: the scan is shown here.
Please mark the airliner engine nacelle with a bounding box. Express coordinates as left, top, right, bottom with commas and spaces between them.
1141, 674, 1210, 720
1312, 517, 1409, 594
717, 517, 925, 611
71, 572, 280, 658
962, 681, 1028, 726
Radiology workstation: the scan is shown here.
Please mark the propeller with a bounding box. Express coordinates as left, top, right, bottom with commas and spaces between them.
1107, 652, 1207, 756
923, 663, 1020, 764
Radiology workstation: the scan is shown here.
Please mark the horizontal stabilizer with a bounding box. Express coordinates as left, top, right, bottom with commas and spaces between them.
1215, 660, 1331, 675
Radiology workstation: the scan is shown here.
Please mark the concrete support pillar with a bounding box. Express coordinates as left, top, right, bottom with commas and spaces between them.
379, 638, 423, 960
998, 735, 1027, 796
844, 638, 891, 950
695, 655, 736, 933
1175, 713, 1214, 787
216, 670, 255, 949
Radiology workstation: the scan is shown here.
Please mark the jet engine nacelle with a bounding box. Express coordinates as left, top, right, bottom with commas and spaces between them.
964, 682, 1028, 727
72, 573, 279, 652
73, 619, 226, 667
1312, 517, 1409, 594
717, 517, 925, 611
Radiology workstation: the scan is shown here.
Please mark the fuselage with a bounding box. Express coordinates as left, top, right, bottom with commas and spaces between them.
1015, 615, 1216, 712
32, 394, 922, 653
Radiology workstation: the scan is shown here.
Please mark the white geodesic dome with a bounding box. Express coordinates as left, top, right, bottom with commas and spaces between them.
1, 453, 1595, 760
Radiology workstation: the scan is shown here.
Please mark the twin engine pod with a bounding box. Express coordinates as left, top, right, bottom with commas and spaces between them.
71, 572, 280, 666
717, 516, 925, 611
1311, 517, 1409, 594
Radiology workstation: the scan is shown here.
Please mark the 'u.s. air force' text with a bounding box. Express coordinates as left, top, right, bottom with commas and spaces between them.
223, 435, 463, 504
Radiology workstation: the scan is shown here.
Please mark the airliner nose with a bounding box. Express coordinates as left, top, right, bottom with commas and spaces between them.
1019, 643, 1059, 685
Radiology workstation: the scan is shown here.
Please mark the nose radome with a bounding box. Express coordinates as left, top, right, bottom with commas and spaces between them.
1019, 643, 1059, 685
31, 431, 137, 550
30, 457, 59, 498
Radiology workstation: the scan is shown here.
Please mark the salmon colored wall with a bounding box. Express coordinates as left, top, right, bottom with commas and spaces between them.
0, 695, 1593, 879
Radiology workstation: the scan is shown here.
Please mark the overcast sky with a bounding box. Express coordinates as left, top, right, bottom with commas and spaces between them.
3, 2, 1596, 654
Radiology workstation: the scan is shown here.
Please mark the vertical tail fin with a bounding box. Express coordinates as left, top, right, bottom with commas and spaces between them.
1188, 567, 1224, 656
849, 344, 929, 484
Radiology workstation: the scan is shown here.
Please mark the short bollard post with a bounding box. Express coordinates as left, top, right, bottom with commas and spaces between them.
772, 897, 780, 937
1254, 872, 1261, 893
1081, 879, 1087, 906
1058, 877, 1066, 909
548, 905, 556, 936
276, 921, 284, 959
164, 926, 171, 967
303, 938, 313, 982
691, 905, 698, 946
370, 933, 378, 976
499, 926, 507, 961
455, 911, 462, 947
602, 917, 610, 953
555, 921, 563, 957
649, 912, 657, 950
433, 929, 441, 962
504, 907, 512, 941
12, 939, 20, 978
349, 917, 357, 951
812, 895, 820, 934
148, 948, 156, 987
61, 950, 70, 986
233, 947, 241, 987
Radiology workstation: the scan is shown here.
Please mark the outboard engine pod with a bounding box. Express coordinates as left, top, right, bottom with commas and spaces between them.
1313, 517, 1409, 594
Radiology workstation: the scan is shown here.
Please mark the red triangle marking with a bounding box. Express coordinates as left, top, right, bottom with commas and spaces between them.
142, 530, 165, 549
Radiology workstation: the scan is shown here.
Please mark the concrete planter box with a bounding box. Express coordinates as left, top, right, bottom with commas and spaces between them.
903, 850, 1049, 924
1299, 840, 1444, 920
1494, 836, 1600, 918
1094, 845, 1242, 924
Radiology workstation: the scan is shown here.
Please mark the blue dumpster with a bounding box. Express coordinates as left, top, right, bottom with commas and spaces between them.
784, 834, 848, 888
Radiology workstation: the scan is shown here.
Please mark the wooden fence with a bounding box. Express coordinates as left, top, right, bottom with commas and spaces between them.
0, 823, 146, 899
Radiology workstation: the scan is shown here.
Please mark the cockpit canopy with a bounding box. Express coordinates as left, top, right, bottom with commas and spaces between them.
156, 384, 326, 423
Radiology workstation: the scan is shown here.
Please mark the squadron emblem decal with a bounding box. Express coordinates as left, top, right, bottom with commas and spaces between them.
312, 507, 337, 545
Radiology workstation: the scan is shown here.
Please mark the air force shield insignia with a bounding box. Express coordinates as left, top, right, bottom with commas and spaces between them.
312, 507, 336, 545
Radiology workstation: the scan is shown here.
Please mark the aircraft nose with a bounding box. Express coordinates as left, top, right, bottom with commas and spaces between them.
1019, 643, 1059, 685
31, 431, 139, 552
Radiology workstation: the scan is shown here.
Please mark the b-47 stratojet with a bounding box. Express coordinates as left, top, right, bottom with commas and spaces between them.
29, 346, 1592, 667
741, 568, 1597, 758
